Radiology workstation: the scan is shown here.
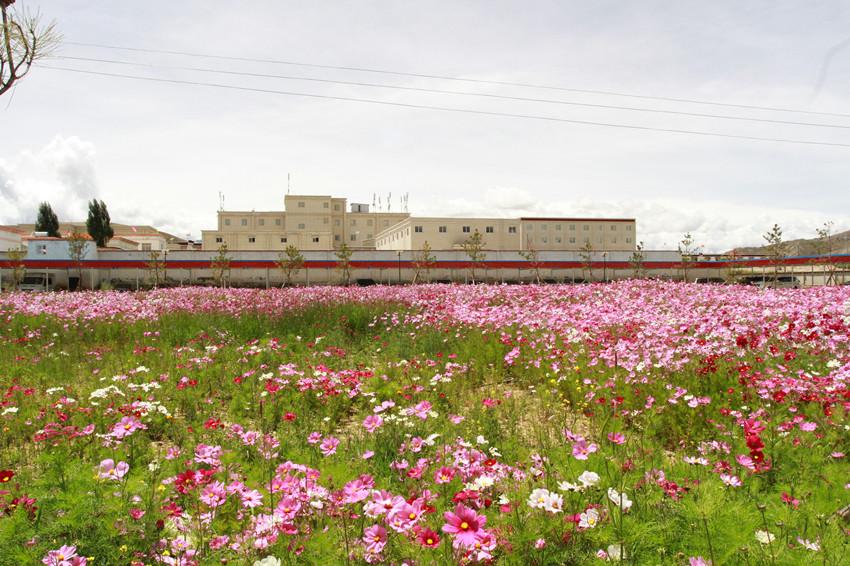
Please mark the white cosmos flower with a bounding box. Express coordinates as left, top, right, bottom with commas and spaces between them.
606, 543, 627, 561
542, 491, 563, 514
578, 508, 600, 529
797, 537, 820, 551
253, 558, 282, 566
578, 470, 600, 487
528, 488, 550, 509
755, 530, 775, 544
558, 481, 583, 492
607, 488, 633, 512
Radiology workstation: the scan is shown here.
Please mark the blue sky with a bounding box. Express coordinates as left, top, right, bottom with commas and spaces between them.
2, 0, 850, 251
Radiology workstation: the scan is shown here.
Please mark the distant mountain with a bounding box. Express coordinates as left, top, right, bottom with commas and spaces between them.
728, 228, 850, 257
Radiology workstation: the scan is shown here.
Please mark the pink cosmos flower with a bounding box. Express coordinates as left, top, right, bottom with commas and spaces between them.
572, 439, 598, 460
442, 503, 487, 549
240, 489, 263, 509
194, 444, 223, 466
42, 545, 86, 566
410, 400, 433, 419
111, 416, 145, 439
319, 436, 340, 456
362, 415, 383, 433
607, 432, 626, 445
434, 466, 456, 484
689, 557, 711, 566
98, 459, 129, 481
306, 432, 323, 445
363, 524, 387, 554
200, 480, 227, 508
799, 422, 817, 432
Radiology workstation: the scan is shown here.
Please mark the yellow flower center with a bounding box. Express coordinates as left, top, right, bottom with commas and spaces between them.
408, 512, 416, 520
460, 521, 469, 530
426, 538, 434, 545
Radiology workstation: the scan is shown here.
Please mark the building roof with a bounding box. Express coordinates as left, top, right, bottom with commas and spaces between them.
519, 217, 636, 223
12, 223, 185, 242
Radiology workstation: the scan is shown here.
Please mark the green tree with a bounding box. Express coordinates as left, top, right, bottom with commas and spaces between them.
1, 0, 60, 97
335, 242, 353, 286
35, 202, 59, 237
411, 241, 436, 284
462, 229, 486, 283
815, 221, 835, 285
146, 249, 166, 288
210, 244, 231, 288
763, 223, 786, 285
6, 247, 26, 291
66, 228, 88, 290
629, 240, 646, 279
579, 239, 594, 282
678, 232, 696, 282
276, 244, 304, 287
86, 199, 114, 248
519, 240, 542, 284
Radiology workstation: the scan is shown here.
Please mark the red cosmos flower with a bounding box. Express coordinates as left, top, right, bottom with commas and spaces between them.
417, 528, 441, 548
283, 412, 297, 421
0, 470, 13, 483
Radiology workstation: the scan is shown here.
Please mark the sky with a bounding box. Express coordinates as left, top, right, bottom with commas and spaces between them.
2, 0, 850, 251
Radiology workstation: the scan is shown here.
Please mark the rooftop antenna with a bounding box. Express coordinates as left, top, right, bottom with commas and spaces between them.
403, 192, 409, 213
372, 193, 376, 210
218, 191, 225, 211
387, 192, 392, 212
287, 173, 291, 195
378, 194, 382, 212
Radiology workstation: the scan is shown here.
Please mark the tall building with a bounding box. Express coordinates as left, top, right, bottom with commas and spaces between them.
201, 195, 409, 251
203, 193, 637, 252
375, 216, 636, 251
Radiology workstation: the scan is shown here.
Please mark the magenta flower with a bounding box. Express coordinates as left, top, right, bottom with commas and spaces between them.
200, 480, 227, 508
319, 436, 340, 456
98, 459, 129, 481
363, 524, 387, 553
111, 416, 145, 439
194, 444, 223, 466
607, 432, 626, 445
434, 466, 456, 484
410, 400, 432, 419
442, 503, 487, 549
572, 439, 598, 460
362, 415, 383, 433
42, 545, 86, 566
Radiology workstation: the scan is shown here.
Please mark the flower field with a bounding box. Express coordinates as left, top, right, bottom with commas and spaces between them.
0, 281, 848, 565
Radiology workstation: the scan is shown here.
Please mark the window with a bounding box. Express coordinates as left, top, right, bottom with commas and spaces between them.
334, 204, 340, 211
598, 225, 604, 231
485, 226, 494, 233
335, 219, 340, 226
542, 237, 548, 243
334, 235, 340, 242
298, 201, 305, 208
241, 219, 247, 226
508, 226, 517, 234
323, 217, 329, 224
224, 219, 231, 226
626, 225, 633, 232
556, 237, 562, 243
350, 234, 357, 241
541, 224, 547, 231
583, 225, 589, 231
258, 219, 265, 226
323, 202, 329, 208
569, 237, 576, 243
248, 237, 256, 243
367, 233, 372, 239
569, 224, 575, 231
280, 237, 287, 243
462, 226, 471, 233
414, 226, 423, 233
555, 224, 562, 231
142, 243, 152, 251
275, 218, 281, 226
312, 236, 320, 243
215, 237, 223, 243
626, 237, 632, 243
610, 225, 617, 231
439, 226, 447, 233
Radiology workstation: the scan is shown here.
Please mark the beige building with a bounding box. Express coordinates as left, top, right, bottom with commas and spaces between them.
201, 194, 409, 251
376, 216, 636, 251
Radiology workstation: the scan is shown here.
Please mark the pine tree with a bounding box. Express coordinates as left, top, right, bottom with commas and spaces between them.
86, 200, 114, 247
35, 202, 60, 237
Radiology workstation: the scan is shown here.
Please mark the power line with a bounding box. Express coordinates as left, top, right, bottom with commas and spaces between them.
63, 40, 850, 119
40, 65, 850, 148
55, 55, 850, 131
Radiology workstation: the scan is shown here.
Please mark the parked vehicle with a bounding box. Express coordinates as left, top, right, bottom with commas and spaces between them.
19, 274, 53, 292
739, 275, 800, 289
694, 277, 726, 284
